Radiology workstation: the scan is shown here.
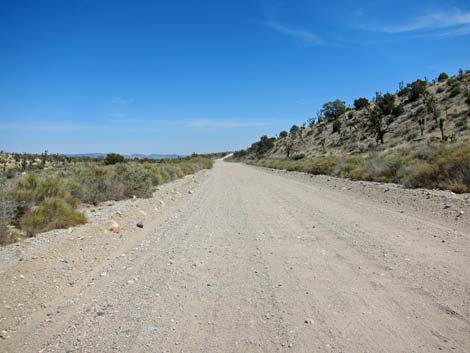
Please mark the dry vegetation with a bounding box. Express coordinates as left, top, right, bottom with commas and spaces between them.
232, 70, 470, 194
248, 142, 470, 193
0, 154, 213, 244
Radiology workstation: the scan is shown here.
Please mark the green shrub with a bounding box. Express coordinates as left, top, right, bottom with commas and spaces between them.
332, 119, 342, 133
11, 174, 70, 209
2, 157, 213, 243
291, 153, 305, 160
408, 79, 427, 101
438, 73, 449, 82
354, 98, 369, 110
20, 198, 86, 236
338, 156, 363, 178
104, 153, 125, 165
320, 100, 347, 121
449, 83, 462, 97
392, 105, 405, 117
310, 156, 338, 175
376, 93, 396, 115
1, 177, 17, 244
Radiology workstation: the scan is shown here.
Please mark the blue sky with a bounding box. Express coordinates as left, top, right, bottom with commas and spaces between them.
1, 0, 470, 154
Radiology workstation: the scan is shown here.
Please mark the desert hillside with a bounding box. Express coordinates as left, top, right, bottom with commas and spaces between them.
240, 71, 470, 158
233, 70, 470, 193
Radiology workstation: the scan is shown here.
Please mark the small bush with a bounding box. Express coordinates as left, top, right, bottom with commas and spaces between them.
310, 156, 338, 175
376, 93, 396, 115
438, 73, 449, 82
20, 198, 86, 236
449, 83, 462, 97
392, 105, 405, 117
408, 79, 427, 102
437, 87, 445, 94
104, 153, 125, 165
332, 119, 342, 133
354, 98, 369, 110
291, 153, 305, 160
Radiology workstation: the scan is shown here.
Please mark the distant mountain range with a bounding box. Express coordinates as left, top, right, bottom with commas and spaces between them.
66, 153, 181, 160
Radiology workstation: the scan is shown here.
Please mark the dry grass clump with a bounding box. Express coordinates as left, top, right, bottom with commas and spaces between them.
248, 142, 470, 193
20, 198, 86, 236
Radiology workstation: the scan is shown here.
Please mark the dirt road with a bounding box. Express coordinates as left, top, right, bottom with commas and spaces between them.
1, 160, 469, 353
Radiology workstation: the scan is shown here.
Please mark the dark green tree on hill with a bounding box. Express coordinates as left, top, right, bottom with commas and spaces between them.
375, 92, 396, 115
408, 79, 427, 101
353, 97, 369, 110
289, 124, 300, 137
250, 135, 276, 157
319, 100, 346, 121
438, 72, 449, 82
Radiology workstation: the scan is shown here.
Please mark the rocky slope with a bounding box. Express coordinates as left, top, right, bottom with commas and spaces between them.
244, 71, 470, 159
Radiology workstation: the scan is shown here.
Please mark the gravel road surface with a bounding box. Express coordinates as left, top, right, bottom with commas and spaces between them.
1, 160, 469, 353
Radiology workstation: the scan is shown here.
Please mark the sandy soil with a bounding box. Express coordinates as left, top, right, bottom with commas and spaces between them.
0, 160, 469, 353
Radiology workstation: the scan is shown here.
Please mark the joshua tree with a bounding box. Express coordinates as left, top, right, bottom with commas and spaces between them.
366, 106, 387, 144
439, 117, 446, 141
424, 93, 439, 128
283, 137, 296, 159
464, 91, 470, 128
320, 138, 326, 153
418, 118, 425, 136
439, 106, 448, 141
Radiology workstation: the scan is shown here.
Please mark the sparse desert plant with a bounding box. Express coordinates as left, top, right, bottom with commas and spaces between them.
20, 197, 86, 236
449, 82, 462, 97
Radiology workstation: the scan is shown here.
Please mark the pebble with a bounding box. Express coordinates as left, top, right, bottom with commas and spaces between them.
136, 221, 144, 228
96, 310, 105, 316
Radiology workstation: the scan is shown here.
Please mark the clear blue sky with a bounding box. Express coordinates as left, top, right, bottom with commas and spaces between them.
1, 0, 469, 155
